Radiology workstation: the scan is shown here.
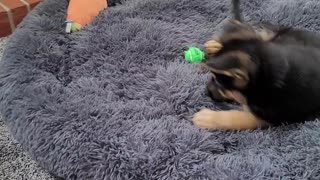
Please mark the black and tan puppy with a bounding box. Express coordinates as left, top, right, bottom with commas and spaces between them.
193, 0, 320, 130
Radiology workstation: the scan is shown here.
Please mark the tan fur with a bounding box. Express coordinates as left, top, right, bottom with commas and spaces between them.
193, 108, 265, 130
204, 40, 222, 55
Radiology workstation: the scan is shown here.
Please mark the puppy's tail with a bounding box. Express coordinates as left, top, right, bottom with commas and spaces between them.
232, 0, 243, 22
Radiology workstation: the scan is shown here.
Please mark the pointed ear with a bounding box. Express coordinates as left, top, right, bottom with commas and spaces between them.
205, 54, 242, 73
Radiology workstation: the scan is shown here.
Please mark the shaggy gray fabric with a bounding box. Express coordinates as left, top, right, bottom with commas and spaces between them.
0, 38, 52, 179
1, 38, 55, 179
1, 0, 320, 179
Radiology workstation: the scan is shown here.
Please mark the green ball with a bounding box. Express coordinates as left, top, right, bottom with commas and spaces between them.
184, 47, 205, 63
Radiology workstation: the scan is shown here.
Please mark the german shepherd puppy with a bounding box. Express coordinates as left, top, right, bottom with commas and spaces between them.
193, 0, 320, 130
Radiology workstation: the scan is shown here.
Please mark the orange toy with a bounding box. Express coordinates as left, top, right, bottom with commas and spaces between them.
66, 0, 107, 33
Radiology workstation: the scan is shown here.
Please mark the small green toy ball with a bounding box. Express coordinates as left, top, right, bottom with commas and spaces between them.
184, 47, 205, 63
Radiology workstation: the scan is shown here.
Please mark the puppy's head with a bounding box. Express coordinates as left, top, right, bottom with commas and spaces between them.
204, 20, 263, 103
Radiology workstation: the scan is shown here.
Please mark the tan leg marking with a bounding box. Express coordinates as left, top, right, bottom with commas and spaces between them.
193, 109, 265, 130
204, 40, 222, 55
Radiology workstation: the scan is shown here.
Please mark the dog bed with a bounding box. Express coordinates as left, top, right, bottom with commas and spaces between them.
1, 0, 320, 179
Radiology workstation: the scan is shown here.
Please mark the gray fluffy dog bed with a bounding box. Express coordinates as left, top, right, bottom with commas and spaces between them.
1, 0, 320, 179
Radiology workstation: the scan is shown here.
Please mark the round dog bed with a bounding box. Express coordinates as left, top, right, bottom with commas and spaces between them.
1, 0, 320, 179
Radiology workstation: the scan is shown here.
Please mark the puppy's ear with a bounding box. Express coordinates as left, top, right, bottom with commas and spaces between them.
204, 55, 247, 82
203, 51, 256, 89
204, 52, 243, 73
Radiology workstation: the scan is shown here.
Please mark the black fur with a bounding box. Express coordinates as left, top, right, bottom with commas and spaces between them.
243, 32, 320, 125
205, 1, 320, 125
232, 0, 242, 22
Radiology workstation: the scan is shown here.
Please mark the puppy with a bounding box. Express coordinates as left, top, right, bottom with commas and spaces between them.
193, 0, 320, 130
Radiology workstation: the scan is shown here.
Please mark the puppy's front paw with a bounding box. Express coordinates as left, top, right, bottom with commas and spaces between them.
192, 109, 221, 129
204, 40, 222, 55
193, 109, 264, 130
